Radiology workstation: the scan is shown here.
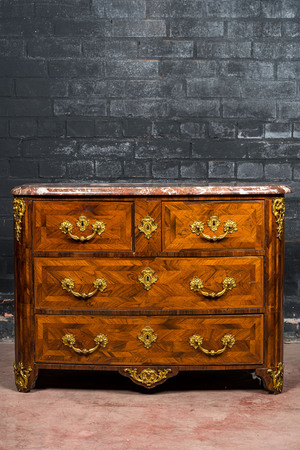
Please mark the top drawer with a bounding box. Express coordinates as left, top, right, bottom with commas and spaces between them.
33, 200, 133, 252
163, 200, 265, 251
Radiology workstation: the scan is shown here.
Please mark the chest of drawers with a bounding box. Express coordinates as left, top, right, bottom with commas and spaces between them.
12, 183, 291, 393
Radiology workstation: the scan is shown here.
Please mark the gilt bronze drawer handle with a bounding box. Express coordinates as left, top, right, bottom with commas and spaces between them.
190, 216, 237, 241
61, 277, 107, 299
190, 276, 236, 298
189, 334, 235, 356
138, 267, 158, 291
138, 216, 158, 239
62, 333, 108, 355
59, 215, 106, 242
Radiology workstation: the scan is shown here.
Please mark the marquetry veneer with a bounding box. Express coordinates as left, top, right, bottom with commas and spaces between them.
12, 183, 291, 393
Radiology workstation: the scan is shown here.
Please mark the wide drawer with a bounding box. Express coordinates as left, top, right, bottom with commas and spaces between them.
35, 314, 264, 365
163, 200, 265, 251
33, 200, 133, 252
34, 256, 264, 311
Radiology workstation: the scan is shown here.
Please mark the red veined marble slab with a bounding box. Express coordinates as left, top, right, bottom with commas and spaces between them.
11, 183, 292, 196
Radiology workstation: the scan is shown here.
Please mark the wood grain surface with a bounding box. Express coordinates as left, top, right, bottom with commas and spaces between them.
32, 200, 133, 252
163, 200, 265, 251
34, 256, 264, 312
35, 314, 264, 366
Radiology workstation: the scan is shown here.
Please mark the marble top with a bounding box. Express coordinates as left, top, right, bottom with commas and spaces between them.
11, 183, 292, 196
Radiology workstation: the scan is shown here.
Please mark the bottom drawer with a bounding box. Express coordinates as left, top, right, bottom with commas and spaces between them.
35, 314, 263, 366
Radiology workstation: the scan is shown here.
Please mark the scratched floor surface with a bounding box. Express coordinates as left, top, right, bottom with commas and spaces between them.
0, 342, 300, 450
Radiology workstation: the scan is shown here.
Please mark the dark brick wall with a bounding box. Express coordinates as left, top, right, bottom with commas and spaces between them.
0, 0, 299, 339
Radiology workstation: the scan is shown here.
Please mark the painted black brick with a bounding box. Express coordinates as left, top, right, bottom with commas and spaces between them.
237, 162, 264, 179
124, 160, 151, 178
67, 120, 95, 138
140, 40, 193, 58
192, 140, 248, 159
168, 100, 220, 118
10, 119, 38, 138
54, 100, 106, 116
37, 119, 66, 138
27, 38, 81, 58
180, 122, 207, 139
0, 59, 47, 77
208, 161, 235, 179
0, 1, 35, 18
196, 41, 251, 59
0, 120, 9, 137
49, 60, 105, 78
67, 160, 95, 179
170, 20, 224, 37
0, 99, 52, 117
123, 119, 152, 137
95, 120, 122, 138
237, 121, 264, 139
135, 140, 190, 159
83, 40, 137, 59
16, 79, 68, 98
35, 3, 90, 19
0, 139, 21, 158
180, 161, 207, 179
223, 100, 276, 120
152, 160, 179, 178
95, 160, 123, 178
104, 0, 146, 19
0, 19, 52, 37
39, 160, 66, 178
209, 121, 236, 139
152, 121, 180, 138
0, 39, 25, 57
54, 19, 108, 37
187, 79, 240, 98
79, 141, 134, 158
0, 80, 14, 97
111, 100, 167, 118
22, 139, 77, 158
160, 60, 217, 78
0, 160, 9, 177
148, 0, 206, 18
221, 61, 274, 79
265, 123, 292, 139
125, 80, 184, 99
109, 19, 166, 37
10, 159, 39, 178
239, 81, 296, 99
206, 0, 260, 18
265, 163, 292, 181
106, 60, 159, 79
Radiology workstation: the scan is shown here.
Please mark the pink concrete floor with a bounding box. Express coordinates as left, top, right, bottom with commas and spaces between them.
0, 343, 300, 450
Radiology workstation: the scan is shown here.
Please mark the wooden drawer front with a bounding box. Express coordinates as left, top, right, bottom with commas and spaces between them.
35, 256, 263, 311
33, 201, 133, 252
35, 314, 263, 365
163, 200, 265, 251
